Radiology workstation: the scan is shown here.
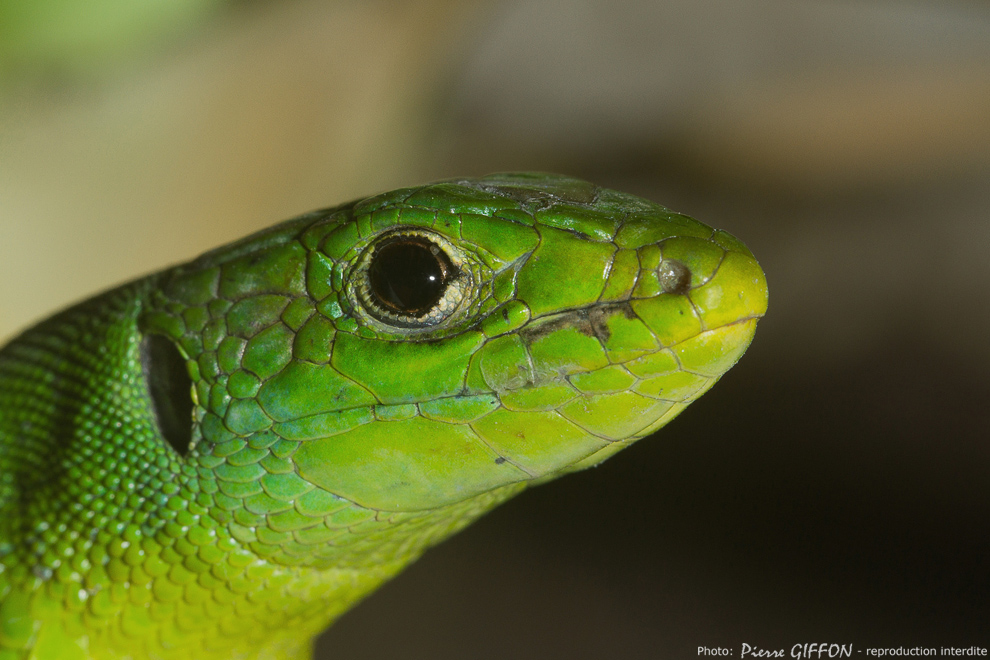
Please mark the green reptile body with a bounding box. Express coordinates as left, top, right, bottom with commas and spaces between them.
0, 173, 767, 659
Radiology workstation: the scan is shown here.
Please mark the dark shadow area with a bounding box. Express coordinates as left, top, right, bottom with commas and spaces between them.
318, 332, 988, 658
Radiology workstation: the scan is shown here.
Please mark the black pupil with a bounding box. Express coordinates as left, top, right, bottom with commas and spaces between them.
368, 238, 452, 316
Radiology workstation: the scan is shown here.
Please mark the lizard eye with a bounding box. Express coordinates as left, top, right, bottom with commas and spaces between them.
354, 230, 470, 330
368, 236, 456, 316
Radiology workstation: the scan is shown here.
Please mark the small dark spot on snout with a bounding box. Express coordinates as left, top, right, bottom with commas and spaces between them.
520, 303, 638, 347
587, 303, 636, 344
519, 311, 595, 344
495, 457, 507, 464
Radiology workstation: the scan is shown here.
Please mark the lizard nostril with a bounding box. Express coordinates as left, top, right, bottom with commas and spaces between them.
141, 334, 194, 457
657, 259, 691, 295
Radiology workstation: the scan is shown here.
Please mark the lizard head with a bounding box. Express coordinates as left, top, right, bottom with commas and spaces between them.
139, 173, 767, 568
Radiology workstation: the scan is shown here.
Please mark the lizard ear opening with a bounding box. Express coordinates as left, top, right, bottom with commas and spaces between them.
141, 334, 194, 457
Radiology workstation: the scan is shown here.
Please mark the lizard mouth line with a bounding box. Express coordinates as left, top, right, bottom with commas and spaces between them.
264, 314, 761, 427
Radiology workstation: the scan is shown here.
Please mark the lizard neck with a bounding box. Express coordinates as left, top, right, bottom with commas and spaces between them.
0, 280, 525, 659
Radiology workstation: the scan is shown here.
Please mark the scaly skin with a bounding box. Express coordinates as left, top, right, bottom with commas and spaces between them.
0, 173, 767, 660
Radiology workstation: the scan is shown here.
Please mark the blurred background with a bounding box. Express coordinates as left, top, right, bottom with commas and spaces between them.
2, 0, 988, 656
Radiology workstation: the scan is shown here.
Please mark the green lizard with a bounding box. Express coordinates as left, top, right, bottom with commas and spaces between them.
0, 173, 767, 660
